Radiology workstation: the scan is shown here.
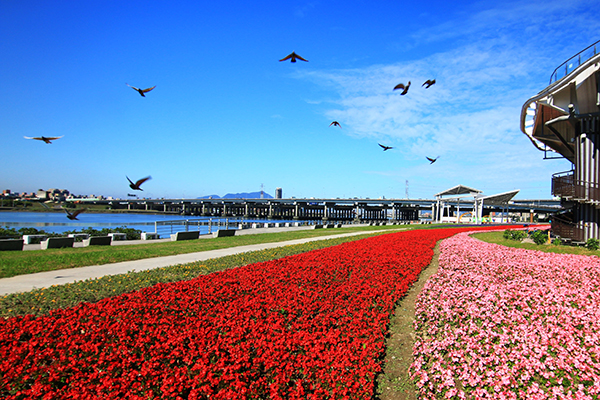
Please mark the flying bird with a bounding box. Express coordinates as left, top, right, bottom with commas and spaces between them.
126, 83, 156, 97
423, 79, 436, 88
379, 143, 393, 151
393, 81, 411, 95
63, 207, 85, 220
127, 176, 152, 191
279, 52, 308, 63
24, 136, 63, 144
426, 156, 439, 164
329, 121, 341, 128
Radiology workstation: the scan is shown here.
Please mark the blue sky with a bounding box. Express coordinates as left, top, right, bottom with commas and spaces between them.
2, 0, 599, 200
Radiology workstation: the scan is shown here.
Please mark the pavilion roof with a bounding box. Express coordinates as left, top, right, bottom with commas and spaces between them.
434, 185, 482, 198
478, 189, 520, 205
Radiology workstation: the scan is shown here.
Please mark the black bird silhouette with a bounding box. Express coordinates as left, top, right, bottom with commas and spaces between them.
379, 143, 393, 151
426, 156, 439, 164
393, 81, 411, 95
126, 83, 156, 97
127, 176, 152, 191
423, 79, 436, 88
24, 136, 63, 144
329, 121, 341, 128
279, 52, 308, 63
63, 207, 85, 220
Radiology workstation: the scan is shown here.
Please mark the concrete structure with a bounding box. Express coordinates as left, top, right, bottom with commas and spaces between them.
40, 237, 75, 250
521, 40, 600, 242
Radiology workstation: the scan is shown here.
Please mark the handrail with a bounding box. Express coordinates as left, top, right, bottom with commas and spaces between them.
520, 42, 600, 141
552, 169, 575, 179
550, 39, 600, 84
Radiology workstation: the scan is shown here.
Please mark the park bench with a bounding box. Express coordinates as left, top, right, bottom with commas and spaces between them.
170, 231, 200, 241
108, 233, 127, 241
141, 232, 160, 240
22, 234, 48, 244
312, 224, 323, 229
82, 236, 112, 247
68, 233, 90, 241
0, 239, 24, 251
324, 224, 335, 228
41, 237, 74, 250
212, 229, 236, 238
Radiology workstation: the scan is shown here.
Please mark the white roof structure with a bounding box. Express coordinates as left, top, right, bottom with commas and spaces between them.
432, 185, 520, 224
434, 185, 482, 198
478, 189, 520, 205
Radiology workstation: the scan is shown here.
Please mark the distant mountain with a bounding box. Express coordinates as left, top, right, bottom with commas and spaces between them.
197, 191, 273, 199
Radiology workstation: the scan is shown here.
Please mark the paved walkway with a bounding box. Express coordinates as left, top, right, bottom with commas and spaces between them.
1, 226, 388, 296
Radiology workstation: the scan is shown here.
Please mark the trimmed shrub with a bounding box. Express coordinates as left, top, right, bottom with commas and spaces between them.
530, 230, 549, 245
586, 238, 600, 251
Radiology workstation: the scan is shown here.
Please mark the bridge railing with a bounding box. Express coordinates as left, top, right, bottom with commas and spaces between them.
550, 39, 600, 84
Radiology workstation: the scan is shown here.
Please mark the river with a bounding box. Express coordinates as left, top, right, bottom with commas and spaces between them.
0, 211, 285, 235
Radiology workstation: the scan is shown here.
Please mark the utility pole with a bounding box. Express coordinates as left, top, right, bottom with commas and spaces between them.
405, 180, 409, 199
260, 183, 264, 199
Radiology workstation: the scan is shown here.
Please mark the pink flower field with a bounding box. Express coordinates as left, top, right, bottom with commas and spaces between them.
412, 231, 600, 399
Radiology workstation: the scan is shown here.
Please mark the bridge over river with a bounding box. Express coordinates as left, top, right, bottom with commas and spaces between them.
68, 197, 562, 224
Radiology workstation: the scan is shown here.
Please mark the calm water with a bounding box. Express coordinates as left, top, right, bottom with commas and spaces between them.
0, 211, 283, 235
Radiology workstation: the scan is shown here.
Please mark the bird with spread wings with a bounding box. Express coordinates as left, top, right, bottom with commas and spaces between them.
24, 136, 63, 144
62, 207, 85, 220
279, 52, 308, 63
127, 176, 152, 191
126, 83, 156, 97
393, 82, 411, 95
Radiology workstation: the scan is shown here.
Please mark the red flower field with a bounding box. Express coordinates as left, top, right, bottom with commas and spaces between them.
0, 227, 503, 399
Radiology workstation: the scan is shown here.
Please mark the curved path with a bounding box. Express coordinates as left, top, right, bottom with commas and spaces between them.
0, 228, 387, 296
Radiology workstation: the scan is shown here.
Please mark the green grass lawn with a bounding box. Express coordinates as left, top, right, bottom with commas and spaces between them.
0, 225, 406, 279
472, 230, 600, 256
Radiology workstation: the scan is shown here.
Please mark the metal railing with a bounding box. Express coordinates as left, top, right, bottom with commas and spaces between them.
151, 217, 320, 238
552, 171, 600, 203
153, 218, 244, 238
551, 219, 584, 242
551, 170, 575, 198
550, 39, 600, 84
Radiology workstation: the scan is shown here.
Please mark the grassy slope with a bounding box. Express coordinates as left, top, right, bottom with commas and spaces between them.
0, 225, 405, 279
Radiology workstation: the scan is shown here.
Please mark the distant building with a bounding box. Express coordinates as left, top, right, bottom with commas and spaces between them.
36, 188, 70, 201
36, 189, 48, 200
275, 187, 283, 199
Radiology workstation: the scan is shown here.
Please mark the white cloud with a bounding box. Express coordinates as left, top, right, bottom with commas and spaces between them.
292, 0, 594, 197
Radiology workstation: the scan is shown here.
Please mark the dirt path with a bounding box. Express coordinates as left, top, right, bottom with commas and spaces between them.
376, 242, 442, 400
